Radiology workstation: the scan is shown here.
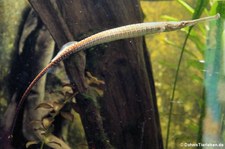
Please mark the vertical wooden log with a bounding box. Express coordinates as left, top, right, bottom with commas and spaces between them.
28, 0, 163, 148
60, 0, 163, 148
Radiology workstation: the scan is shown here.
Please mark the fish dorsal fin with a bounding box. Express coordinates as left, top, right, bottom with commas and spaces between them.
51, 41, 77, 62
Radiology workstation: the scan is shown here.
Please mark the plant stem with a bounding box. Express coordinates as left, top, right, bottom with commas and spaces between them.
165, 27, 193, 149
40, 141, 45, 149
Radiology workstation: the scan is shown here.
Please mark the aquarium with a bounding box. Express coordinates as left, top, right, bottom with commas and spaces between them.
0, 0, 224, 149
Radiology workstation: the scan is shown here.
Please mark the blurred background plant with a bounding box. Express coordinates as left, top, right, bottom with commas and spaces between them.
141, 0, 225, 148
0, 0, 28, 116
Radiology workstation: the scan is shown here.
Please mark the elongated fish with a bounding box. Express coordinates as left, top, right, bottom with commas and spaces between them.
11, 13, 220, 137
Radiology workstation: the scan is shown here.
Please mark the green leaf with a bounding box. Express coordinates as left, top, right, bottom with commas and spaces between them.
164, 39, 198, 59
187, 59, 204, 70
64, 91, 75, 99
42, 117, 54, 129
52, 102, 63, 112
60, 112, 74, 122
35, 103, 53, 110
187, 123, 199, 133
177, 0, 194, 14
209, 1, 218, 15
217, 1, 225, 19
161, 15, 178, 21
29, 120, 41, 126
48, 141, 62, 147
26, 140, 39, 148
165, 1, 209, 148
191, 0, 209, 19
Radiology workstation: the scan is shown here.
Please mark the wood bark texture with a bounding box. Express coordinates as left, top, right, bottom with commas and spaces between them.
27, 0, 163, 148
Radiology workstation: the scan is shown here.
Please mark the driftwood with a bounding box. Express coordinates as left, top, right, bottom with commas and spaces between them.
1, 0, 163, 148
28, 0, 163, 148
